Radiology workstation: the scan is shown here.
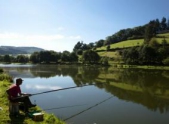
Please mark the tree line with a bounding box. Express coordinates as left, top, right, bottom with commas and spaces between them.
0, 50, 101, 64
73, 17, 169, 51
121, 17, 169, 65
72, 17, 169, 66
1, 17, 169, 66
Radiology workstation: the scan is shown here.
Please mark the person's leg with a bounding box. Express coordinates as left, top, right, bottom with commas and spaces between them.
22, 96, 36, 107
11, 96, 36, 112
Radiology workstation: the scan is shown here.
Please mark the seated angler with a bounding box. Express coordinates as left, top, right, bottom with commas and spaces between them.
6, 78, 36, 113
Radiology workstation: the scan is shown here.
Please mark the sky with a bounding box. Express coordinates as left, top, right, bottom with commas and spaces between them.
0, 0, 169, 52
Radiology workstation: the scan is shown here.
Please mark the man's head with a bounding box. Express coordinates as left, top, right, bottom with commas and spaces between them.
16, 78, 23, 85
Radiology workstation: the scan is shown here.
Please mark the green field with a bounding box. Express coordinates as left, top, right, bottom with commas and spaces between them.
96, 33, 169, 51
96, 33, 169, 65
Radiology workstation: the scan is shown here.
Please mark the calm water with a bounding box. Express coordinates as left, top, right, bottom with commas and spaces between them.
1, 64, 169, 124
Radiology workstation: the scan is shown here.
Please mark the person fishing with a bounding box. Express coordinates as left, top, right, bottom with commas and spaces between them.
6, 78, 36, 113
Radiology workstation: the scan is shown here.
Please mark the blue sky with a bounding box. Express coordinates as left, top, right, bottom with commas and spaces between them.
0, 0, 169, 52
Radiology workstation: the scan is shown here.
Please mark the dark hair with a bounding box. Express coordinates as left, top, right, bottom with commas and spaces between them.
16, 78, 23, 84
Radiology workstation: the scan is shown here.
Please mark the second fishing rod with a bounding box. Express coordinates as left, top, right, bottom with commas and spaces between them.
30, 83, 99, 96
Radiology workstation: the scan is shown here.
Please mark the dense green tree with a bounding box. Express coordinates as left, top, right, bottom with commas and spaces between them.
30, 52, 40, 63
139, 45, 157, 64
3, 55, 11, 63
73, 41, 83, 53
161, 17, 167, 30
155, 19, 160, 32
39, 51, 51, 63
122, 47, 139, 64
69, 52, 78, 62
144, 21, 156, 44
82, 50, 100, 64
16, 55, 29, 63
95, 39, 104, 47
167, 19, 169, 30
61, 51, 71, 62
0, 55, 3, 61
88, 43, 95, 49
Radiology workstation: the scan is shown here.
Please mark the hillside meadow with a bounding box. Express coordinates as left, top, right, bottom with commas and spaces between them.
96, 33, 169, 64
96, 33, 169, 51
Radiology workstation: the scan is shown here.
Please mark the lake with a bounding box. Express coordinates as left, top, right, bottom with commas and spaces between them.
1, 64, 169, 124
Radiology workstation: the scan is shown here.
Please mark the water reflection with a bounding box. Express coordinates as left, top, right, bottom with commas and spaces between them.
25, 84, 62, 90
2, 64, 169, 114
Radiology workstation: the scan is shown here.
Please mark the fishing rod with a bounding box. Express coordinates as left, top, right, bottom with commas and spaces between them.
63, 95, 113, 121
31, 83, 96, 96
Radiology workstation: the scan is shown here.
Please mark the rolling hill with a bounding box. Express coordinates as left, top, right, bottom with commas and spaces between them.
0, 46, 45, 55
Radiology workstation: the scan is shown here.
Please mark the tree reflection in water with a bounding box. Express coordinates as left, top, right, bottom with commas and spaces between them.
4, 64, 169, 113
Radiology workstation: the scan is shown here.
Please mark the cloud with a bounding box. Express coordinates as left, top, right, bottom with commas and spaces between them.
0, 32, 82, 52
25, 84, 62, 90
26, 34, 64, 40
0, 32, 65, 40
0, 33, 23, 39
0, 32, 82, 41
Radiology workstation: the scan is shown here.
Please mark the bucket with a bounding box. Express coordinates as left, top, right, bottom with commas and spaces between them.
33, 112, 44, 121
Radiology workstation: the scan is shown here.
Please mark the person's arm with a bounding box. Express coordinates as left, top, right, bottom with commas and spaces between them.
6, 89, 14, 100
20, 92, 32, 96
18, 86, 31, 96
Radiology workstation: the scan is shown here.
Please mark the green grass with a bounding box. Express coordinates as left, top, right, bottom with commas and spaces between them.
157, 33, 169, 38
110, 39, 144, 49
96, 39, 144, 51
96, 33, 169, 52
98, 51, 118, 58
0, 73, 65, 124
96, 33, 169, 62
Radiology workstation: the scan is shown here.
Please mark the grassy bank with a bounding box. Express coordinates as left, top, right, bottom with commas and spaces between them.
0, 73, 65, 124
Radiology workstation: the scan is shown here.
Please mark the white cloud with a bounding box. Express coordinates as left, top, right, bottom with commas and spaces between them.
25, 84, 62, 90
0, 33, 64, 40
0, 32, 23, 39
0, 32, 82, 52
26, 34, 64, 40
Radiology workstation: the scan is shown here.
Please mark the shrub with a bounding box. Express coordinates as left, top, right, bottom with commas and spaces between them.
162, 57, 169, 65
0, 68, 3, 73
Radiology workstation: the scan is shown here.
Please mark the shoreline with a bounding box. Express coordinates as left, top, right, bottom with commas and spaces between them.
0, 73, 65, 124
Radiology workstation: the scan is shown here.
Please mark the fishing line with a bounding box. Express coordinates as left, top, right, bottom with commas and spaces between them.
43, 104, 87, 111
63, 95, 113, 121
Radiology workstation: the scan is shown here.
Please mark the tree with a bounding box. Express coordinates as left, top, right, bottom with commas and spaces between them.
122, 47, 139, 64
73, 41, 83, 53
69, 52, 78, 62
82, 50, 100, 64
61, 51, 71, 62
139, 45, 157, 64
167, 18, 169, 30
155, 19, 160, 32
3, 55, 11, 63
95, 39, 104, 47
30, 52, 40, 63
161, 17, 167, 30
144, 21, 156, 44
16, 55, 29, 63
